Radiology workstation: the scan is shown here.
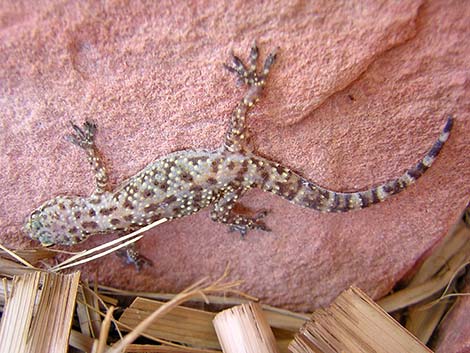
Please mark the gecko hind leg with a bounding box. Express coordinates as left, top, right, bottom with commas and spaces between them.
66, 121, 109, 194
67, 123, 150, 269
210, 188, 271, 237
228, 210, 271, 237
223, 43, 277, 153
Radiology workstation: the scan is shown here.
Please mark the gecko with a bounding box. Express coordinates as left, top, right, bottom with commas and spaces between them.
23, 44, 453, 267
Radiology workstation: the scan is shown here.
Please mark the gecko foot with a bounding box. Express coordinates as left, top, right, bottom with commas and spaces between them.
228, 210, 271, 238
224, 42, 277, 88
66, 121, 97, 149
116, 244, 153, 271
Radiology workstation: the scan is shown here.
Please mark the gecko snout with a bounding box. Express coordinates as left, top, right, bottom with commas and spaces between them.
24, 210, 56, 247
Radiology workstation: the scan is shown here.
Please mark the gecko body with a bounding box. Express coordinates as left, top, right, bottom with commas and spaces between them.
24, 44, 453, 265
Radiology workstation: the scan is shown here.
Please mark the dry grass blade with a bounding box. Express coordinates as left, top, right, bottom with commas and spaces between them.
69, 330, 98, 352
0, 271, 80, 353
378, 236, 470, 312
98, 284, 256, 306
386, 221, 470, 343
417, 261, 470, 310
51, 218, 167, 272
76, 286, 94, 338
408, 221, 470, 287
76, 283, 126, 343
405, 300, 449, 344
97, 306, 115, 353
0, 258, 42, 278
119, 297, 220, 349
108, 271, 249, 353
0, 243, 36, 269
0, 246, 56, 265
124, 344, 220, 352
51, 236, 142, 271
262, 305, 309, 332
76, 283, 104, 339
0, 253, 45, 308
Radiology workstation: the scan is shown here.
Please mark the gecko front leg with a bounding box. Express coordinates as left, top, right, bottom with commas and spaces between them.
66, 121, 109, 194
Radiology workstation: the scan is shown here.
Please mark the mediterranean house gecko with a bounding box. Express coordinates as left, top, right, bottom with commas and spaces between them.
24, 44, 453, 267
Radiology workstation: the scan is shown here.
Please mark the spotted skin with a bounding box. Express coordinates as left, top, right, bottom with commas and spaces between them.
24, 44, 453, 267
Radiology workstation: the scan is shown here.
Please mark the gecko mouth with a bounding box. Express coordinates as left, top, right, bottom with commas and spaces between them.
36, 231, 56, 247
39, 240, 55, 247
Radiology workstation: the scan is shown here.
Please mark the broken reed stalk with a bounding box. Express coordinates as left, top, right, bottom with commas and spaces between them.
0, 271, 80, 353
213, 302, 280, 353
289, 286, 432, 353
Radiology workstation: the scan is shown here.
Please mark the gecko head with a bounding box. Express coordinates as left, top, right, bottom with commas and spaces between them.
24, 208, 56, 246
23, 196, 86, 246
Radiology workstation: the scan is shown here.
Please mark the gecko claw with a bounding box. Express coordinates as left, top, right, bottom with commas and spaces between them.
225, 42, 277, 87
254, 209, 270, 220
263, 48, 278, 75
228, 210, 271, 238
66, 121, 97, 148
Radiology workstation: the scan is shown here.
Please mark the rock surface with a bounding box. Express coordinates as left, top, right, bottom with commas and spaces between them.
1, 0, 469, 320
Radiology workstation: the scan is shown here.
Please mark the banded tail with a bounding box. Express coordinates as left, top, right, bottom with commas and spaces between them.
259, 117, 453, 212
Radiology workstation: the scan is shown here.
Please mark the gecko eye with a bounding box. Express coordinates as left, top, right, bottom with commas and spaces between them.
30, 209, 41, 219
27, 211, 43, 230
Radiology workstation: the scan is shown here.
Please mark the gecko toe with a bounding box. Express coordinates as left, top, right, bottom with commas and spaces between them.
227, 213, 271, 238
254, 209, 270, 220
248, 42, 259, 71
66, 121, 97, 148
225, 42, 276, 87
262, 48, 278, 75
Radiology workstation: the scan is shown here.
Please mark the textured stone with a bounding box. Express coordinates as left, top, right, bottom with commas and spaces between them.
1, 0, 469, 321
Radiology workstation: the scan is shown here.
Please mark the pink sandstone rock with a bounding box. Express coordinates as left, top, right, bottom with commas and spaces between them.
1, 0, 469, 322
